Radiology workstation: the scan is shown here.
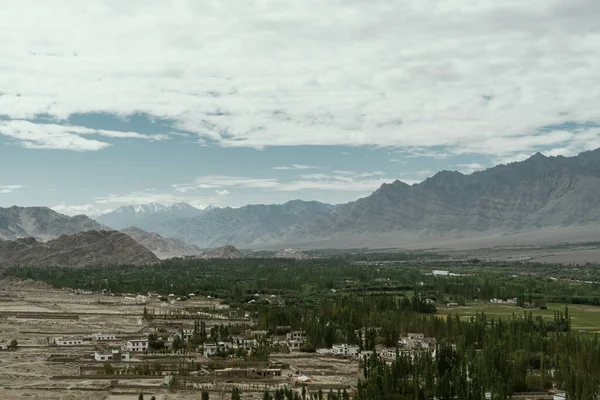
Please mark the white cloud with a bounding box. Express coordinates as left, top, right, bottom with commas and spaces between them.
216, 189, 231, 197
94, 189, 225, 208
0, 0, 597, 157
174, 171, 415, 193
0, 120, 168, 151
273, 164, 319, 170
0, 184, 24, 194
51, 203, 110, 217
455, 163, 487, 173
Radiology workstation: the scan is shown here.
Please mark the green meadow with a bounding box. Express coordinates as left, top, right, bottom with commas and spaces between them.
438, 301, 600, 336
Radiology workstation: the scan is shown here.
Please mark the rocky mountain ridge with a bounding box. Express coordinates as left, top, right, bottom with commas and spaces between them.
96, 202, 205, 231
121, 226, 202, 259
156, 200, 335, 248
200, 245, 243, 259
0, 230, 159, 267
0, 206, 106, 241
150, 149, 600, 247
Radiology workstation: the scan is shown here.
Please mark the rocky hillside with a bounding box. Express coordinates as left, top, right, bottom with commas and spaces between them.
96, 202, 204, 231
0, 206, 106, 241
297, 150, 600, 239
157, 200, 334, 248
121, 227, 201, 259
0, 230, 159, 268
201, 245, 243, 259
148, 149, 600, 247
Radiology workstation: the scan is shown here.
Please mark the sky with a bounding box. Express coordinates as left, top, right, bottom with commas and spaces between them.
1, 0, 599, 216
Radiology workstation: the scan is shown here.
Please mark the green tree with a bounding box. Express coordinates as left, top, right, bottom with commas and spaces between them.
231, 386, 241, 400
103, 362, 114, 375
9, 339, 17, 349
202, 391, 210, 400
138, 393, 144, 400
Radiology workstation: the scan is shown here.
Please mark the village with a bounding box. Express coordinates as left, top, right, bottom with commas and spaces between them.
0, 277, 438, 400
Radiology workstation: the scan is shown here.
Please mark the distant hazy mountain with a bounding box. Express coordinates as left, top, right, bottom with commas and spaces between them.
150, 149, 600, 248
0, 230, 159, 268
0, 206, 106, 241
96, 202, 205, 231
156, 200, 335, 248
9, 149, 600, 252
201, 245, 243, 259
121, 226, 202, 259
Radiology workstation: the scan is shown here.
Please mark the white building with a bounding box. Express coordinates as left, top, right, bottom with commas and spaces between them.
406, 333, 424, 340
54, 337, 83, 346
332, 344, 360, 356
0, 343, 8, 350
92, 333, 117, 341
127, 339, 148, 352
94, 350, 131, 361
286, 331, 306, 341
379, 348, 397, 358
182, 329, 195, 340
288, 339, 303, 351
204, 343, 219, 356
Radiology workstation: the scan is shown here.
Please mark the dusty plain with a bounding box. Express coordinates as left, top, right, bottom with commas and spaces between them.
0, 278, 358, 400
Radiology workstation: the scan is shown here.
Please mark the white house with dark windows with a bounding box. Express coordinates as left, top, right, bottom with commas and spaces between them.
332, 344, 360, 356
94, 350, 131, 361
127, 339, 148, 352
286, 331, 306, 341
92, 333, 117, 341
54, 337, 83, 346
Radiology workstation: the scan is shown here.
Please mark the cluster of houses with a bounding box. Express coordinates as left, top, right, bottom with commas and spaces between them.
203, 339, 259, 356
377, 333, 436, 360
52, 332, 120, 347
49, 325, 434, 367
214, 367, 282, 378
489, 298, 518, 304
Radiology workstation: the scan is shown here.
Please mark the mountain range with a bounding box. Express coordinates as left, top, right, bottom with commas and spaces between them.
0, 230, 159, 268
96, 202, 206, 231
4, 149, 600, 256
92, 149, 600, 248
0, 206, 106, 241
121, 226, 202, 259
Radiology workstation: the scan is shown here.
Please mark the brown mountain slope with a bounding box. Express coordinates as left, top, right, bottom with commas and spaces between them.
121, 226, 201, 259
0, 230, 159, 268
0, 206, 106, 241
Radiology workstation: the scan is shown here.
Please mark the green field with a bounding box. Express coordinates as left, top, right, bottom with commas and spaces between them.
438, 302, 600, 336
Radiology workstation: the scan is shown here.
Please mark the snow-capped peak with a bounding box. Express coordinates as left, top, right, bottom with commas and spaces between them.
114, 202, 200, 215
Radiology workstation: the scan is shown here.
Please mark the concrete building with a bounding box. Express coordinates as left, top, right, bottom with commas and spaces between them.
406, 333, 424, 340
286, 331, 306, 341
54, 337, 83, 346
204, 343, 219, 356
332, 344, 360, 356
92, 333, 117, 341
288, 339, 304, 351
127, 339, 148, 352
94, 350, 131, 361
